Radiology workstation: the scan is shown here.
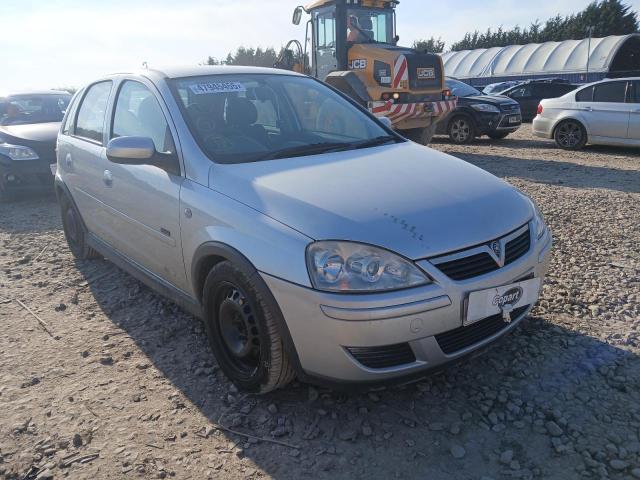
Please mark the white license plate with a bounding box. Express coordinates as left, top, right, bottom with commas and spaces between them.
50, 164, 56, 175
509, 115, 521, 123
465, 277, 541, 326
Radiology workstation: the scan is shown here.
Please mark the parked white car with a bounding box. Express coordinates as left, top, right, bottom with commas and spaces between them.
532, 77, 639, 150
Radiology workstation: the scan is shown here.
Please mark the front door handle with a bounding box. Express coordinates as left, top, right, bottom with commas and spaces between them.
103, 170, 113, 187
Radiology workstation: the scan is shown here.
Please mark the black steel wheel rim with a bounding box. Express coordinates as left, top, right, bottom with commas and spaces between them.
557, 122, 582, 148
215, 282, 261, 375
65, 206, 80, 245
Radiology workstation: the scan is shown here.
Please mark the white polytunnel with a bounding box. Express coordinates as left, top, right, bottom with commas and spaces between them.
441, 34, 640, 85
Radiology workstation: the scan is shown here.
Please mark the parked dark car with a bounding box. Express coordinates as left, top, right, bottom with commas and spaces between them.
499, 79, 579, 121
0, 91, 71, 199
483, 80, 522, 95
435, 78, 522, 144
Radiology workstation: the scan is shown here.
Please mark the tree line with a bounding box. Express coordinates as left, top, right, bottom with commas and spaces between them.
413, 0, 637, 52
205, 0, 638, 66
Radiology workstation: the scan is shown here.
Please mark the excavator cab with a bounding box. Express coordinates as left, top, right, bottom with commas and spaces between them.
280, 0, 456, 145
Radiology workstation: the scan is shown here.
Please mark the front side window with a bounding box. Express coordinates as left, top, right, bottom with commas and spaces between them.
0, 94, 71, 126
112, 81, 175, 154
75, 81, 112, 142
593, 81, 627, 103
171, 74, 394, 164
315, 10, 336, 49
632, 81, 640, 104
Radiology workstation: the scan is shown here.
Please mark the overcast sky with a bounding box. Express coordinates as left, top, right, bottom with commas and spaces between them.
3, 0, 639, 92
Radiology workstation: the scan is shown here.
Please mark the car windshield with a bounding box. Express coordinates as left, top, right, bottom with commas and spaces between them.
446, 79, 482, 98
0, 93, 71, 126
171, 74, 396, 164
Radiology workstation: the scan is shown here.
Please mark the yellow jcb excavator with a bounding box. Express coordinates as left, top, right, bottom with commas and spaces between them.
276, 0, 456, 145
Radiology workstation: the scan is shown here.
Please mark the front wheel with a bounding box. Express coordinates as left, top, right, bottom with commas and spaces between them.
448, 116, 476, 144
554, 120, 587, 150
403, 124, 437, 146
203, 261, 295, 393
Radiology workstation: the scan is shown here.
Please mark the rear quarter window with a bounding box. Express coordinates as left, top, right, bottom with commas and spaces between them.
575, 86, 594, 102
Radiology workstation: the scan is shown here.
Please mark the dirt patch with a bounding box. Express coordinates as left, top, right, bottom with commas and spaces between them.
1, 129, 639, 479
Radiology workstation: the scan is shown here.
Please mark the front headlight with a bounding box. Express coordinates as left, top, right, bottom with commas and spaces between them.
0, 143, 39, 161
470, 103, 500, 113
519, 193, 547, 239
306, 241, 431, 293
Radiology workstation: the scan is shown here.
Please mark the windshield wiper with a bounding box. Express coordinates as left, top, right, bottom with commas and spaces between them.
258, 142, 354, 161
351, 135, 399, 149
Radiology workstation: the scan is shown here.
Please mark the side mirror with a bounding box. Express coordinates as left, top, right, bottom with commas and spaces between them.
292, 6, 303, 25
106, 136, 155, 164
378, 116, 393, 129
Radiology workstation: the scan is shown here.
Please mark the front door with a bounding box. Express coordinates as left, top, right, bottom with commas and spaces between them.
313, 7, 337, 80
101, 79, 187, 291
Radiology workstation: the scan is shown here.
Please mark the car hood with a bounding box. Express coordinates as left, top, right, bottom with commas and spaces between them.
209, 142, 533, 259
0, 122, 60, 143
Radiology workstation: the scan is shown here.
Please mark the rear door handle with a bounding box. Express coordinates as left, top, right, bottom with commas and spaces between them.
103, 170, 113, 187
582, 106, 593, 111
64, 153, 73, 170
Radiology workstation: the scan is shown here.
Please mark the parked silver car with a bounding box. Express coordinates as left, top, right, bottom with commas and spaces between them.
55, 66, 552, 393
532, 77, 640, 150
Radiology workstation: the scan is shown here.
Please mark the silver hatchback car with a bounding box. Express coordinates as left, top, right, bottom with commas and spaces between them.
55, 66, 552, 393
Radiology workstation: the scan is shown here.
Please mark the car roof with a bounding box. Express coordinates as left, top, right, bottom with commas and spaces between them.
2, 90, 71, 98
107, 65, 305, 82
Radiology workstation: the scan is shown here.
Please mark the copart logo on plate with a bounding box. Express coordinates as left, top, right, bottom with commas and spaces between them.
492, 287, 523, 307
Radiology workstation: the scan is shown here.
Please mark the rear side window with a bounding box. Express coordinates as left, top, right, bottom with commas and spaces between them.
75, 81, 112, 143
111, 81, 175, 154
631, 82, 640, 103
62, 92, 81, 135
575, 86, 594, 102
509, 85, 532, 98
593, 82, 627, 103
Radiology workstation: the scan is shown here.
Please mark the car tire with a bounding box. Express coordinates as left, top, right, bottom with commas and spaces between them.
488, 132, 510, 140
404, 124, 437, 145
448, 115, 475, 144
554, 120, 587, 150
60, 194, 101, 260
202, 261, 295, 394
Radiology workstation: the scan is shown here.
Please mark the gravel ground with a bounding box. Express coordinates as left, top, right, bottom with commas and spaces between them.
0, 128, 639, 480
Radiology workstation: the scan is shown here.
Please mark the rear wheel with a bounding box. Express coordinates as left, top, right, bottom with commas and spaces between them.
203, 261, 295, 393
60, 194, 101, 260
488, 132, 510, 140
403, 124, 437, 146
554, 120, 587, 150
448, 115, 475, 144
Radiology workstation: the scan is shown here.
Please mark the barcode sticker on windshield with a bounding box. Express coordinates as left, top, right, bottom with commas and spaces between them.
188, 82, 246, 95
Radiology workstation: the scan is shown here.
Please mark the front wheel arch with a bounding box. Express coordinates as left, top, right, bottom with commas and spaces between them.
190, 241, 303, 376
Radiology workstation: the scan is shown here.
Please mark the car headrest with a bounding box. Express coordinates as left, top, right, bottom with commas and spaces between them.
225, 97, 258, 127
360, 16, 373, 30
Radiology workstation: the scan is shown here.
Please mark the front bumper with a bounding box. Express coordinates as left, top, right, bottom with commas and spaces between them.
369, 99, 458, 126
477, 111, 522, 135
0, 158, 54, 194
263, 227, 552, 385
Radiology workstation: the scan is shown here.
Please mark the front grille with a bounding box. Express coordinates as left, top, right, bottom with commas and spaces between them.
505, 229, 531, 265
431, 225, 531, 281
346, 343, 416, 369
435, 305, 530, 355
435, 252, 499, 281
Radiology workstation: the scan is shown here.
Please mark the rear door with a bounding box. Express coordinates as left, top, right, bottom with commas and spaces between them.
59, 81, 114, 238
628, 81, 640, 140
578, 80, 630, 139
507, 84, 537, 120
